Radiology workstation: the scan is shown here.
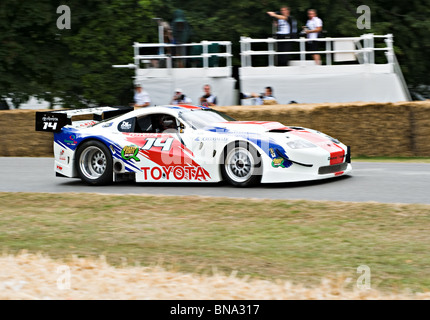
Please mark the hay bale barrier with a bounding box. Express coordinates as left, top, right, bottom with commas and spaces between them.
0, 101, 429, 157
0, 110, 53, 157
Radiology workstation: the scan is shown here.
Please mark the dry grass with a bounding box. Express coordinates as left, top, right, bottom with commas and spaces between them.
1, 252, 429, 300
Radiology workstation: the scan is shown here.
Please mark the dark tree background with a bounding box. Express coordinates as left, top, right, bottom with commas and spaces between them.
1, 0, 429, 108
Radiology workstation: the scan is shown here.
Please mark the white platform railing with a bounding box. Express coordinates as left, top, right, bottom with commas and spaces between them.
114, 40, 232, 70
239, 33, 396, 68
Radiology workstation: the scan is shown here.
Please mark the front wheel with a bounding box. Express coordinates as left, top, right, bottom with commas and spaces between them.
76, 140, 113, 185
221, 142, 262, 187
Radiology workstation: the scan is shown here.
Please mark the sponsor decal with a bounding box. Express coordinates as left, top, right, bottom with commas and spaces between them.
194, 137, 229, 142
141, 166, 209, 181
121, 145, 140, 161
59, 149, 66, 161
120, 121, 132, 130
103, 122, 113, 128
78, 121, 96, 127
42, 116, 59, 122
64, 135, 77, 145
328, 154, 345, 161
269, 148, 276, 158
269, 148, 289, 168
56, 165, 63, 171
272, 157, 287, 168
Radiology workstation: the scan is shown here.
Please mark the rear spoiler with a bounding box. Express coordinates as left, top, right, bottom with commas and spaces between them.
35, 106, 133, 132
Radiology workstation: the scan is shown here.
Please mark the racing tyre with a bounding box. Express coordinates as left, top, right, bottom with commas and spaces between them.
221, 141, 262, 187
76, 140, 113, 186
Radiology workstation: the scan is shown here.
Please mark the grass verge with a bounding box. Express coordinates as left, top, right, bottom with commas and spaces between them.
1, 192, 429, 293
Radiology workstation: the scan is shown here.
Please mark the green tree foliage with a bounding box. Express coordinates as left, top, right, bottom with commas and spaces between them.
0, 0, 158, 107
0, 1, 65, 107
0, 0, 429, 107
60, 0, 158, 107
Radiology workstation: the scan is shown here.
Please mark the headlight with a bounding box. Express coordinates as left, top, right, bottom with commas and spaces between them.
286, 140, 317, 149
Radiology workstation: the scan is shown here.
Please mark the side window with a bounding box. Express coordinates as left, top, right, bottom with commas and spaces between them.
136, 115, 153, 133
153, 114, 181, 133
132, 113, 184, 134
118, 117, 136, 133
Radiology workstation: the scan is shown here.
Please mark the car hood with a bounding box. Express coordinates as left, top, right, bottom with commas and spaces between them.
204, 121, 291, 133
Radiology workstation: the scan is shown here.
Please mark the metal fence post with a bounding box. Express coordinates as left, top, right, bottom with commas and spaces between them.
385, 34, 394, 72
240, 37, 246, 67
133, 43, 139, 68
202, 41, 209, 69
326, 38, 332, 65
300, 38, 306, 66
226, 42, 232, 68
268, 38, 274, 67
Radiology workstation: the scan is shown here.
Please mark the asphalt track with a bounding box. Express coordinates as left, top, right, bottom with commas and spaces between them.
0, 157, 429, 204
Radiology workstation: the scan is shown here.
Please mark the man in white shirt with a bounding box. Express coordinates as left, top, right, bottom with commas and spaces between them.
133, 84, 151, 109
304, 9, 323, 65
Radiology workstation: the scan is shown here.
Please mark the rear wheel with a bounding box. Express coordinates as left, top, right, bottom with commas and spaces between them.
76, 140, 113, 185
221, 142, 261, 187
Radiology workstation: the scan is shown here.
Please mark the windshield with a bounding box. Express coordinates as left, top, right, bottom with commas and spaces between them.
179, 109, 235, 129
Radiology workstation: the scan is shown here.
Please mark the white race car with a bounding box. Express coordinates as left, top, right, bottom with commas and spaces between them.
36, 105, 351, 187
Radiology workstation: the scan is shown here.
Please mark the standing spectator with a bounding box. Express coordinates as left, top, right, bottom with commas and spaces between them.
240, 87, 278, 105
267, 6, 298, 66
304, 9, 323, 65
171, 9, 192, 68
133, 84, 151, 109
171, 88, 192, 105
199, 84, 217, 106
151, 20, 173, 68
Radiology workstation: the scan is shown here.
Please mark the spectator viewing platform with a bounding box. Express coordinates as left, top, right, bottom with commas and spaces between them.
240, 33, 411, 104
114, 40, 236, 106
114, 34, 410, 106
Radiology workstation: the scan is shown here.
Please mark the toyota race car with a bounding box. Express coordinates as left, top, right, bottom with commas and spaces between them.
36, 105, 352, 187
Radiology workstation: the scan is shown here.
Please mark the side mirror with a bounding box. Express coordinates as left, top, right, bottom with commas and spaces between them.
179, 123, 186, 133
178, 121, 186, 133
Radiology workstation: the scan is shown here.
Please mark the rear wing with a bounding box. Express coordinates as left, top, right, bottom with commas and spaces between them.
35, 106, 133, 132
